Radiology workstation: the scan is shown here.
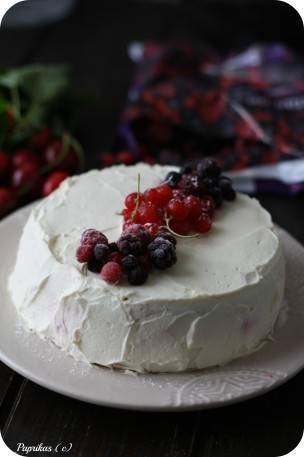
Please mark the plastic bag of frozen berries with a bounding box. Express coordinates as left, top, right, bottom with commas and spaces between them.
116, 42, 304, 195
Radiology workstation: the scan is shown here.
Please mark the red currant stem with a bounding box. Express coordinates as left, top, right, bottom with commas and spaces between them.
40, 132, 71, 174
131, 173, 141, 221
10, 86, 21, 121
163, 214, 200, 239
81, 263, 88, 276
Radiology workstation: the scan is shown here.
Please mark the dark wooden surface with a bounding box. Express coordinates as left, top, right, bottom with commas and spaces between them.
0, 1, 304, 456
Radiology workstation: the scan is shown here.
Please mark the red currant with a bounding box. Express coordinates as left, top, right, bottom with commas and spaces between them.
44, 140, 77, 172
139, 202, 160, 223
170, 219, 191, 235
116, 151, 134, 165
155, 184, 173, 205
144, 187, 161, 206
193, 214, 212, 233
122, 208, 133, 221
99, 152, 116, 168
144, 222, 160, 237
0, 151, 10, 177
42, 171, 69, 197
167, 198, 189, 221
184, 195, 202, 220
101, 261, 122, 284
30, 127, 52, 151
172, 189, 186, 200
124, 192, 144, 210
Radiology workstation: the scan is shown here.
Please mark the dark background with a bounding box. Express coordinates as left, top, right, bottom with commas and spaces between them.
0, 1, 304, 456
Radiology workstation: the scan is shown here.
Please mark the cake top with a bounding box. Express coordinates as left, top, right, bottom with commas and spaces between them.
29, 163, 278, 303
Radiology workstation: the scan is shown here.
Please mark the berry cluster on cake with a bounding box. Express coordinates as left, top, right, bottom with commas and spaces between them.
9, 162, 285, 373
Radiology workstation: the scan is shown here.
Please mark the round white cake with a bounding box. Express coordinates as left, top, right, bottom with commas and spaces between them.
9, 163, 285, 373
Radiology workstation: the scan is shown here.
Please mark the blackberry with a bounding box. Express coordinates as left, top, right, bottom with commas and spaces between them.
208, 186, 223, 207
121, 254, 138, 273
219, 177, 236, 201
124, 224, 151, 247
117, 233, 145, 256
127, 266, 149, 285
154, 232, 177, 247
197, 159, 221, 179
94, 243, 110, 263
87, 259, 103, 273
148, 239, 177, 270
108, 242, 119, 252
180, 164, 192, 175
164, 171, 182, 188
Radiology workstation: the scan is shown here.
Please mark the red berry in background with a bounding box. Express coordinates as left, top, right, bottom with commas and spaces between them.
30, 126, 52, 151
116, 150, 134, 165
167, 198, 189, 221
5, 109, 14, 131
143, 156, 156, 165
193, 214, 212, 234
156, 184, 173, 205
0, 187, 16, 216
0, 151, 10, 178
170, 219, 191, 236
125, 192, 144, 210
101, 261, 122, 284
11, 162, 39, 189
12, 149, 40, 169
44, 139, 77, 172
184, 195, 202, 220
76, 244, 94, 263
42, 171, 70, 197
99, 152, 116, 168
201, 196, 216, 216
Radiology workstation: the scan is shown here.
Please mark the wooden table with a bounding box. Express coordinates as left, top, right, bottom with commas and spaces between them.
0, 1, 303, 455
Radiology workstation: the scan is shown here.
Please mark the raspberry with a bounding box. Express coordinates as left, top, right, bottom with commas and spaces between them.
127, 266, 149, 285
123, 224, 151, 247
138, 202, 160, 224
164, 171, 181, 188
76, 244, 94, 263
121, 254, 138, 273
155, 231, 177, 247
101, 262, 123, 284
169, 219, 191, 235
87, 259, 103, 273
108, 251, 123, 264
148, 239, 177, 270
184, 195, 202, 220
197, 158, 221, 179
193, 214, 212, 234
125, 192, 144, 210
167, 198, 189, 221
81, 229, 108, 247
117, 233, 145, 256
94, 243, 110, 263
155, 184, 173, 205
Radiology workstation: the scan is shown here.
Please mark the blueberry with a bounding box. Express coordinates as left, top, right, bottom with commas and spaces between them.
122, 254, 138, 273
94, 243, 110, 263
165, 171, 182, 188
219, 177, 236, 201
197, 158, 221, 179
127, 266, 149, 285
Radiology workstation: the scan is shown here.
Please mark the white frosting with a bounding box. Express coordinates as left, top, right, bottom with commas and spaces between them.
8, 164, 286, 372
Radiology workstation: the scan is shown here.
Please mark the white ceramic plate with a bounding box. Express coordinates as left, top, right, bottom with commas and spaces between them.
0, 205, 304, 411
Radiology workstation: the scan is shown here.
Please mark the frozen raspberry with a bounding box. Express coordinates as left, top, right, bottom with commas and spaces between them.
148, 239, 177, 270
76, 244, 94, 263
127, 266, 149, 285
101, 262, 123, 284
108, 252, 123, 264
123, 224, 151, 247
81, 229, 108, 247
121, 254, 138, 273
197, 158, 221, 179
117, 233, 145, 256
94, 243, 110, 263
